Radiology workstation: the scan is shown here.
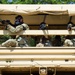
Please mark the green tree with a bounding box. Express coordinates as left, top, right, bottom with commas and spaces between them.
1, 0, 75, 4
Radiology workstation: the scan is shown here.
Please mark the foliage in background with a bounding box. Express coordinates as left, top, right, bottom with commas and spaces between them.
0, 35, 11, 44
0, 0, 75, 4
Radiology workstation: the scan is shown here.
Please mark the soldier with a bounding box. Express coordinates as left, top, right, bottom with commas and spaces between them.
67, 22, 75, 31
36, 38, 44, 47
17, 35, 29, 47
6, 15, 29, 33
1, 39, 18, 47
1, 35, 29, 47
63, 36, 73, 47
44, 39, 52, 47
39, 22, 48, 30
0, 15, 29, 47
67, 16, 75, 31
1, 36, 18, 47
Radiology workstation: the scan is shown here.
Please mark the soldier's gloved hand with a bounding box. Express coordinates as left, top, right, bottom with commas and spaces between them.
6, 20, 11, 24
1, 20, 6, 25
6, 20, 13, 26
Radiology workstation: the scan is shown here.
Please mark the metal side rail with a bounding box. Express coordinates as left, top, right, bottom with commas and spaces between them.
0, 47, 75, 69
0, 47, 75, 60
0, 30, 75, 35
0, 47, 75, 55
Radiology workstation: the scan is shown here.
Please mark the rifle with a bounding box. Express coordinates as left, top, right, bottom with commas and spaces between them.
0, 19, 13, 26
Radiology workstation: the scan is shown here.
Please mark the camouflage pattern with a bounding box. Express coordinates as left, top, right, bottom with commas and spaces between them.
1, 39, 18, 47
67, 23, 75, 31
7, 23, 29, 33
17, 36, 29, 47
44, 40, 52, 47
36, 43, 44, 47
64, 39, 73, 46
22, 23, 29, 30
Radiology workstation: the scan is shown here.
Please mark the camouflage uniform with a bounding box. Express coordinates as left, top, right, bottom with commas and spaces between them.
6, 15, 29, 33
1, 15, 29, 47
44, 40, 52, 47
17, 36, 29, 47
7, 23, 29, 33
1, 39, 18, 47
1, 36, 29, 47
64, 39, 73, 47
36, 38, 44, 47
36, 42, 44, 47
67, 23, 75, 31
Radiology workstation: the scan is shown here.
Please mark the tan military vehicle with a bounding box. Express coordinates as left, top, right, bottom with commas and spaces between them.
0, 4, 75, 75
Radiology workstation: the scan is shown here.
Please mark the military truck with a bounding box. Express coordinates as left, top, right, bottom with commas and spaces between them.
0, 4, 75, 75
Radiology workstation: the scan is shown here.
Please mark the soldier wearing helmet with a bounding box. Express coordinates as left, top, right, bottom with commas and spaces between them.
6, 15, 29, 33
0, 15, 29, 47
